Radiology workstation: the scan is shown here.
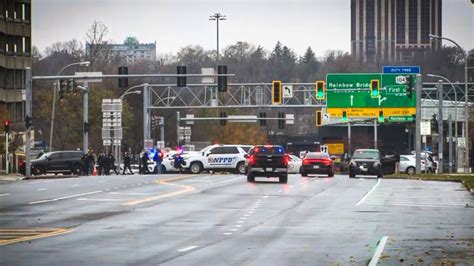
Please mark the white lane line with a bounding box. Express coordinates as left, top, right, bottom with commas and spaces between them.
137, 183, 142, 185
230, 229, 238, 231
71, 184, 79, 187
356, 179, 381, 206
121, 177, 129, 180
0, 193, 10, 197
109, 192, 150, 195
29, 190, 103, 205
77, 198, 123, 202
243, 214, 250, 217
262, 195, 268, 198
37, 188, 48, 191
240, 217, 247, 220
121, 186, 128, 188
98, 180, 106, 183
224, 232, 232, 235
368, 236, 389, 266
178, 246, 198, 252
114, 187, 120, 189
235, 224, 243, 227
105, 189, 111, 191
237, 220, 244, 224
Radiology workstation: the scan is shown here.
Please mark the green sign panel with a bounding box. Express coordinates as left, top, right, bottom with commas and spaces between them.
326, 73, 416, 109
388, 116, 414, 122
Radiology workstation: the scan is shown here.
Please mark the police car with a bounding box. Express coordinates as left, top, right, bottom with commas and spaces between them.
181, 144, 253, 174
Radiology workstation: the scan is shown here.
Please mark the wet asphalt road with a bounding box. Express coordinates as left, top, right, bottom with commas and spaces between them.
0, 173, 473, 265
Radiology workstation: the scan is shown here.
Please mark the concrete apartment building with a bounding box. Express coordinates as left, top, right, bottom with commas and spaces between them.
86, 37, 156, 65
0, 0, 31, 125
351, 0, 442, 62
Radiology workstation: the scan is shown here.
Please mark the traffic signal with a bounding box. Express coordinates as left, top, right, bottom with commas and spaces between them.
316, 81, 326, 100
83, 121, 89, 133
118, 67, 129, 88
3, 120, 10, 133
220, 112, 227, 126
370, 79, 380, 98
378, 110, 384, 123
67, 79, 77, 94
316, 110, 323, 127
272, 80, 282, 104
278, 112, 285, 129
59, 79, 67, 100
342, 111, 348, 122
406, 75, 413, 98
25, 115, 32, 129
259, 112, 267, 126
177, 66, 187, 87
218, 65, 227, 92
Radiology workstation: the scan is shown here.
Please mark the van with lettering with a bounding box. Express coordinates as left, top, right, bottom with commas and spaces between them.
181, 144, 253, 174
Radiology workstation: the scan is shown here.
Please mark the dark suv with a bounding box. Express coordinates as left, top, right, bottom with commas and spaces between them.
27, 151, 84, 176
245, 145, 289, 183
348, 149, 383, 178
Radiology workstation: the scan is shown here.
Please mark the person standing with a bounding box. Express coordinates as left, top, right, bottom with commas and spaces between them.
141, 151, 150, 174
97, 152, 105, 175
153, 149, 164, 174
87, 150, 95, 175
122, 152, 134, 175
81, 153, 89, 176
108, 152, 119, 175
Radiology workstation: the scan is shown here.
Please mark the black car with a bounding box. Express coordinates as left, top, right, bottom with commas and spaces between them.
25, 151, 84, 176
348, 149, 383, 178
245, 145, 289, 183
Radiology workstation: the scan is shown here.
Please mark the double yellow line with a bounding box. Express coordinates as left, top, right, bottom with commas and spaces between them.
0, 227, 73, 246
123, 174, 197, 206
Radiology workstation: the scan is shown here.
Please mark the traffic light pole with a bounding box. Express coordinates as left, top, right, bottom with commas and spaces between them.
83, 81, 89, 153
25, 67, 32, 177
415, 74, 422, 174
438, 80, 444, 173
4, 132, 8, 174
143, 83, 151, 150
374, 119, 378, 150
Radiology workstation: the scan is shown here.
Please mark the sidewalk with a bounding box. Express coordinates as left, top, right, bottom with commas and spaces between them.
0, 173, 25, 182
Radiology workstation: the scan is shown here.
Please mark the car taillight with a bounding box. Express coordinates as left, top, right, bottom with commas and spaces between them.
283, 155, 289, 166
248, 155, 256, 165
303, 159, 310, 165
323, 160, 332, 166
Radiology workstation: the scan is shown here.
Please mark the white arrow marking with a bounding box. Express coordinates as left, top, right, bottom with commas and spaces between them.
350, 95, 354, 106
378, 97, 387, 106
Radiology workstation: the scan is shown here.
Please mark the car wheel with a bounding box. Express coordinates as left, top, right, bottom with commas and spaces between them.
247, 172, 255, 182
301, 171, 308, 177
190, 162, 203, 174
328, 170, 334, 177
32, 166, 44, 176
349, 171, 355, 178
406, 166, 415, 175
279, 175, 288, 184
72, 164, 83, 175
236, 162, 246, 175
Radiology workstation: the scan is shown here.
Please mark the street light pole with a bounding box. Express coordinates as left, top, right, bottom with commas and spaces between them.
429, 34, 470, 173
209, 13, 226, 68
50, 61, 90, 152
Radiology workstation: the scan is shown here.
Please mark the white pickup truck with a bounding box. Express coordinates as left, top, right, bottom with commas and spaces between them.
181, 144, 253, 174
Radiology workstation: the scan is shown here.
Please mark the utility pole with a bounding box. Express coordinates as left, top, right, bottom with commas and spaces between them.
415, 74, 422, 174
209, 13, 226, 68
83, 82, 89, 153
438, 80, 444, 173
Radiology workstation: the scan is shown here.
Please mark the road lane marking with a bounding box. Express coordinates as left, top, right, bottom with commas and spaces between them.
28, 190, 103, 205
109, 192, 151, 195
223, 232, 232, 235
121, 177, 129, 180
230, 229, 238, 231
71, 184, 79, 187
0, 227, 73, 246
77, 198, 123, 202
37, 188, 48, 191
262, 195, 269, 198
178, 245, 198, 252
368, 236, 389, 266
237, 220, 244, 223
98, 180, 106, 183
0, 193, 10, 197
356, 179, 381, 206
123, 175, 197, 206
235, 224, 243, 227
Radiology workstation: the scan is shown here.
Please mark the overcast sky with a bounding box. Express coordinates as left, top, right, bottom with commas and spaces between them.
34, 0, 473, 58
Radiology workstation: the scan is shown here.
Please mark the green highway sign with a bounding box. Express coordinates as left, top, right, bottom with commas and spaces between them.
326, 73, 416, 109
388, 116, 414, 122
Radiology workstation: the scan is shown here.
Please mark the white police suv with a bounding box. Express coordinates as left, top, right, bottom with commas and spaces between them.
181, 144, 253, 174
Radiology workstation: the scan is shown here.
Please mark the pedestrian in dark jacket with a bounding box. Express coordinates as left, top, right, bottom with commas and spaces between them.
141, 151, 150, 174
108, 152, 119, 175
81, 154, 89, 176
87, 151, 95, 175
97, 152, 106, 175
123, 152, 134, 175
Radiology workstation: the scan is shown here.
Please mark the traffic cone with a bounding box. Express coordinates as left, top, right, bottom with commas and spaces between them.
92, 166, 98, 176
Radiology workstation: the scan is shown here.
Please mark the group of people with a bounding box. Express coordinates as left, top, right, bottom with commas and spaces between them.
79, 149, 167, 176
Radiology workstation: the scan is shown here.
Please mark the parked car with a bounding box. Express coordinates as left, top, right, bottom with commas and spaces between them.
245, 145, 289, 183
24, 150, 84, 176
301, 152, 334, 177
287, 154, 302, 174
399, 155, 430, 175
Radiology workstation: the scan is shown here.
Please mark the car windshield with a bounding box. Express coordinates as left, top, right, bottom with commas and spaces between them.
353, 150, 379, 160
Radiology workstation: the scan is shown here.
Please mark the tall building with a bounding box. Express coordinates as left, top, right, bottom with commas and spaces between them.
0, 0, 32, 124
351, 0, 442, 62
86, 37, 156, 65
